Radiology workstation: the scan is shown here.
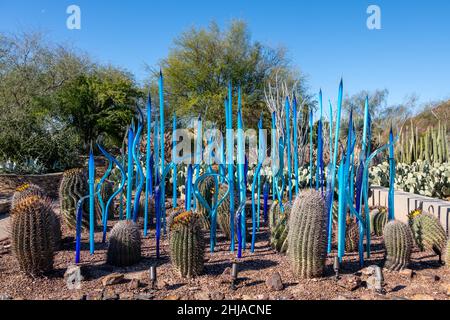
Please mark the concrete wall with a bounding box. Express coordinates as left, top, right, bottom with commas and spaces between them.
369, 186, 450, 235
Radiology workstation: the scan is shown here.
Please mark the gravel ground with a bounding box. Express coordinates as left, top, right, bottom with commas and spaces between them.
0, 203, 449, 301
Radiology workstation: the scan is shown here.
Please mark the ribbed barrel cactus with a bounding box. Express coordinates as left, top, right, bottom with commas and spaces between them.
138, 194, 155, 222
59, 168, 91, 230
268, 200, 282, 232
169, 211, 205, 278
107, 220, 141, 267
11, 183, 46, 209
371, 207, 387, 236
11, 196, 58, 276
383, 220, 413, 271
270, 202, 292, 253
216, 185, 243, 239
409, 212, 447, 260
95, 179, 115, 222
287, 189, 327, 278
345, 218, 360, 253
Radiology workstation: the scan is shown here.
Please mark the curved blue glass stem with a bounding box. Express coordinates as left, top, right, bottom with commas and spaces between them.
293, 95, 299, 196
237, 109, 246, 249
144, 92, 153, 236
88, 150, 95, 255
251, 161, 263, 252
271, 112, 276, 201
263, 181, 269, 223
154, 185, 161, 258
95, 160, 112, 226
185, 164, 193, 211
193, 173, 229, 253
172, 114, 178, 208
97, 144, 126, 243
125, 127, 134, 220
388, 127, 395, 221
132, 121, 144, 223
226, 91, 236, 251
159, 71, 166, 232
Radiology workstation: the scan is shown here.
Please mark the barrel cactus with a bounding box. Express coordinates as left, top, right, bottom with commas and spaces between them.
287, 189, 328, 278
11, 183, 46, 209
345, 218, 360, 252
216, 185, 243, 239
59, 168, 91, 230
270, 202, 292, 253
371, 207, 387, 236
268, 200, 282, 232
10, 196, 57, 276
95, 179, 115, 222
409, 212, 447, 260
196, 176, 217, 229
169, 211, 205, 278
383, 220, 413, 271
446, 239, 450, 267
107, 220, 141, 267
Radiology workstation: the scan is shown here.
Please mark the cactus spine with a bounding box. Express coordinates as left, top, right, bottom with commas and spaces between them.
59, 168, 91, 230
383, 220, 413, 271
169, 211, 205, 278
11, 196, 57, 276
371, 207, 387, 236
409, 212, 447, 259
287, 189, 327, 278
107, 220, 141, 267
11, 183, 46, 209
270, 202, 292, 253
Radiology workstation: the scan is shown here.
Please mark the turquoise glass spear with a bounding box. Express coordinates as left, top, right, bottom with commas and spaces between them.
159, 70, 166, 232
285, 97, 292, 201
257, 114, 264, 230
237, 108, 246, 249
271, 112, 276, 201
144, 92, 152, 236
132, 106, 145, 223
316, 90, 324, 192
251, 115, 264, 250
193, 114, 202, 211
293, 94, 299, 196
226, 83, 236, 251
309, 108, 313, 189
88, 148, 95, 254
125, 126, 134, 220
327, 79, 344, 253
388, 126, 395, 221
172, 113, 178, 208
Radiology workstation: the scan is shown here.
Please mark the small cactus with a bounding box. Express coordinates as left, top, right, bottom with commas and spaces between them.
10, 196, 57, 276
196, 176, 217, 229
383, 220, 413, 271
371, 207, 387, 236
169, 211, 205, 278
287, 189, 327, 279
216, 185, 242, 239
270, 202, 292, 253
11, 183, 46, 209
59, 168, 91, 230
345, 218, 360, 252
107, 220, 141, 267
410, 212, 447, 260
268, 200, 282, 232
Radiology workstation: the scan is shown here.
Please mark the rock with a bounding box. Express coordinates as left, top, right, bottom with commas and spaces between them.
188, 286, 201, 291
164, 295, 180, 300
119, 292, 134, 300
102, 273, 125, 287
241, 295, 254, 300
134, 293, 154, 300
103, 290, 119, 300
0, 294, 12, 300
391, 296, 409, 300
443, 284, 450, 296
419, 273, 440, 282
332, 295, 350, 300
361, 265, 378, 276
64, 265, 85, 289
337, 275, 361, 291
210, 291, 225, 300
128, 279, 140, 290
265, 272, 284, 291
399, 268, 414, 278
86, 292, 103, 300
412, 294, 434, 300
124, 271, 146, 281
195, 292, 211, 300
255, 294, 269, 300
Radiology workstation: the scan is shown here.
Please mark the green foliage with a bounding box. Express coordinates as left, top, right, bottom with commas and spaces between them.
287, 189, 327, 279
383, 220, 413, 271
107, 220, 141, 267
153, 20, 299, 129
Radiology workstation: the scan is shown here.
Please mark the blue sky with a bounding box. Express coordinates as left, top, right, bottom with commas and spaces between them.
1, 0, 449, 109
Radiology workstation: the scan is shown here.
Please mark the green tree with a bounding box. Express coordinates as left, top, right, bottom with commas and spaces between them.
151, 20, 299, 129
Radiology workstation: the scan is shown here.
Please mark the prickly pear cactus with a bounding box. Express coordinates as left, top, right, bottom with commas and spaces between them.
383, 220, 413, 271
59, 168, 91, 230
169, 211, 205, 278
287, 189, 327, 278
107, 220, 141, 267
270, 202, 292, 253
10, 196, 57, 276
410, 212, 447, 258
11, 183, 46, 209
371, 207, 387, 236
95, 179, 115, 222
